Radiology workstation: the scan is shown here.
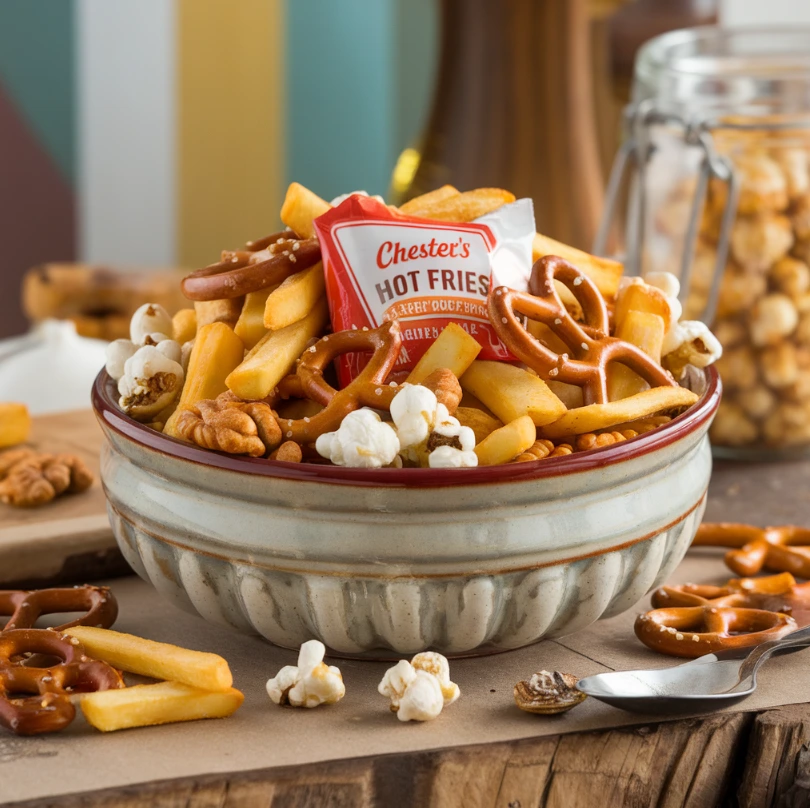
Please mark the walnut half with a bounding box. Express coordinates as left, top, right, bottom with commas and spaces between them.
0, 453, 94, 508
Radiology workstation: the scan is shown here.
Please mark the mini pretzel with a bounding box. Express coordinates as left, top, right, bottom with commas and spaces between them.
0, 629, 123, 735
276, 321, 403, 444
181, 229, 321, 301
0, 586, 118, 632
634, 605, 796, 658
488, 256, 676, 404
693, 523, 810, 578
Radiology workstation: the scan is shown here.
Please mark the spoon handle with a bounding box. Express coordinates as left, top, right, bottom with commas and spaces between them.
738, 624, 810, 683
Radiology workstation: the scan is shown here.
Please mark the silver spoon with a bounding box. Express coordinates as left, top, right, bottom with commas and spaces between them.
576, 624, 810, 714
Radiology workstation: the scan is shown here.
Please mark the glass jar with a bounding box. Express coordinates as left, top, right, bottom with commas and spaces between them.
597, 27, 810, 459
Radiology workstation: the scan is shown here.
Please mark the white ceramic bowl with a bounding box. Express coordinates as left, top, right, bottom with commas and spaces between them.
93, 369, 720, 657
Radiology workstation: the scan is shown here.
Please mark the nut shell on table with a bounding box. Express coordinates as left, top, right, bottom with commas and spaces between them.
513, 670, 586, 715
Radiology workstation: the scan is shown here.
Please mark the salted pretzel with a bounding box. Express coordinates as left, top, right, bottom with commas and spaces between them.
181, 229, 321, 301
275, 321, 403, 444
0, 629, 123, 735
634, 605, 796, 658
488, 256, 676, 404
0, 585, 118, 632
693, 523, 810, 578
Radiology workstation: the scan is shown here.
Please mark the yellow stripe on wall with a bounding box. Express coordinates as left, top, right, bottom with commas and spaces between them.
177, 0, 284, 268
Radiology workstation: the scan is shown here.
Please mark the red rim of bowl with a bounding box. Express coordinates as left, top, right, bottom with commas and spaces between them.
92, 368, 721, 488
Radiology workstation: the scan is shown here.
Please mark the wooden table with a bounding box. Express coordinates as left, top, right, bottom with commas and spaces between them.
8, 458, 810, 808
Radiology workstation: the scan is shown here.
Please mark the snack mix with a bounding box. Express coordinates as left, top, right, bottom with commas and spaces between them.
103, 182, 723, 468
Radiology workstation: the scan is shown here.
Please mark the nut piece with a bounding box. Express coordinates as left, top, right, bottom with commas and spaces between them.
513, 670, 587, 715
176, 391, 282, 457
266, 640, 345, 708
270, 440, 303, 463
0, 453, 94, 507
378, 651, 459, 722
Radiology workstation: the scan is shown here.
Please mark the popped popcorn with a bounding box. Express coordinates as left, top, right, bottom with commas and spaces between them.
266, 640, 345, 708
130, 303, 174, 345
315, 408, 400, 468
378, 651, 459, 722
118, 345, 185, 421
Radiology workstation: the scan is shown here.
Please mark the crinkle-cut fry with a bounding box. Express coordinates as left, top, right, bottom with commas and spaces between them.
227, 298, 329, 401
513, 439, 555, 462
412, 188, 515, 223
234, 286, 278, 349
455, 407, 503, 444
280, 182, 331, 239
539, 387, 698, 439
194, 298, 244, 329
172, 308, 197, 344
607, 310, 666, 401
164, 323, 245, 439
64, 627, 233, 691
0, 403, 31, 449
532, 233, 623, 300
399, 185, 459, 216
407, 323, 482, 384
474, 415, 537, 466
80, 682, 244, 732
263, 262, 325, 331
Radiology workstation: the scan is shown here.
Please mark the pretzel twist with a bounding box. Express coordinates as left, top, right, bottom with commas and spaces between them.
276, 321, 403, 443
634, 605, 796, 658
0, 585, 118, 632
488, 256, 676, 404
181, 229, 321, 301
0, 629, 123, 735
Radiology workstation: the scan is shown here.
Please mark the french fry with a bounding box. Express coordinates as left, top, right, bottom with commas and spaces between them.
0, 403, 31, 448
234, 286, 279, 349
607, 311, 666, 401
263, 262, 325, 330
460, 361, 567, 426
455, 407, 503, 444
474, 415, 537, 466
539, 387, 699, 439
164, 323, 245, 438
545, 380, 584, 409
280, 182, 331, 239
80, 682, 244, 732
614, 281, 673, 332
407, 323, 482, 384
399, 185, 459, 216
532, 233, 624, 300
172, 308, 197, 344
64, 626, 233, 691
415, 188, 515, 223
526, 320, 570, 355
226, 298, 329, 400
194, 298, 244, 329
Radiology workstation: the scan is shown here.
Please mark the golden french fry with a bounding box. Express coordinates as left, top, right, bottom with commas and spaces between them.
280, 182, 331, 239
545, 380, 584, 409
194, 298, 244, 329
607, 311, 666, 401
164, 323, 245, 438
474, 415, 537, 466
407, 323, 482, 384
526, 320, 570, 355
415, 188, 515, 223
227, 298, 329, 400
532, 233, 624, 300
234, 286, 279, 349
539, 387, 699, 439
64, 626, 233, 691
399, 185, 459, 216
460, 360, 567, 426
614, 282, 672, 332
172, 308, 197, 344
455, 407, 503, 444
0, 403, 31, 448
263, 262, 325, 330
80, 682, 244, 732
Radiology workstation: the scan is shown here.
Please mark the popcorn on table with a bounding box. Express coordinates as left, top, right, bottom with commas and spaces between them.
378, 651, 460, 722
315, 409, 400, 469
266, 640, 345, 708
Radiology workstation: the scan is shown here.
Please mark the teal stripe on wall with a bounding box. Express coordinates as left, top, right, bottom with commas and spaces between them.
0, 0, 76, 184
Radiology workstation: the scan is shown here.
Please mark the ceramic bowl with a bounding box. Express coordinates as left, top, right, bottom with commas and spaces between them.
92, 369, 720, 657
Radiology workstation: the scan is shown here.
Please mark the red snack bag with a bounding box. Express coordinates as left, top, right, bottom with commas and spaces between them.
314, 194, 535, 383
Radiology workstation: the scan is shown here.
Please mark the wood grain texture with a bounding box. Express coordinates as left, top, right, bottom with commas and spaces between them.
9, 706, 810, 808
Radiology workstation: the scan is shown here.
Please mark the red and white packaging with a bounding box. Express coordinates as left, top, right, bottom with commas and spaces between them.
313, 194, 535, 382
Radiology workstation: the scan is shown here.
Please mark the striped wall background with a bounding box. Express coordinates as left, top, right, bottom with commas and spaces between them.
0, 0, 437, 336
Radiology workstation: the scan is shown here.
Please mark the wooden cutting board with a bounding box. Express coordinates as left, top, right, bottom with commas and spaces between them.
0, 409, 127, 586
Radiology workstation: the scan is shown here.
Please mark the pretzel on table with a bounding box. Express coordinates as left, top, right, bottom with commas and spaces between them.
693, 523, 810, 578
0, 585, 118, 632
0, 629, 123, 735
181, 229, 321, 301
488, 256, 676, 404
